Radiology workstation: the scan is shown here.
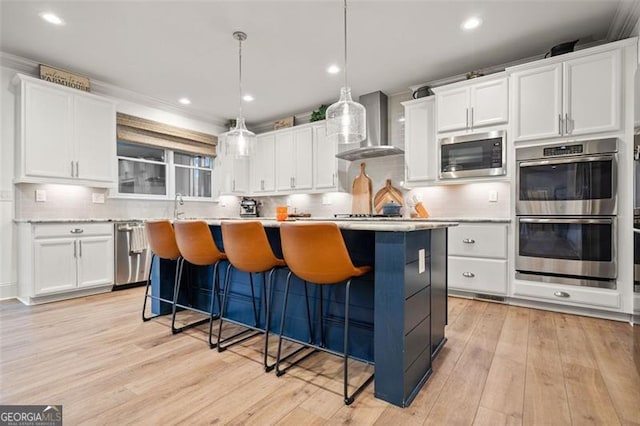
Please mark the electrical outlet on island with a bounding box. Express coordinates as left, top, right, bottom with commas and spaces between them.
488, 190, 498, 203
35, 189, 46, 202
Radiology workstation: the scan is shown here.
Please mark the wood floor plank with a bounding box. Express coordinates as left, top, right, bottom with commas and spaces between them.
2, 288, 639, 426
523, 309, 571, 426
580, 316, 640, 425
424, 303, 506, 425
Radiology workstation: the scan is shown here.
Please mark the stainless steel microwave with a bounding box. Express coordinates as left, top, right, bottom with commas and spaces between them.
439, 130, 506, 179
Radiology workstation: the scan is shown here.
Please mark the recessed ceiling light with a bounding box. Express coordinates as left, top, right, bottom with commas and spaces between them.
178, 97, 191, 105
462, 16, 482, 31
243, 94, 254, 102
327, 65, 340, 74
39, 12, 65, 26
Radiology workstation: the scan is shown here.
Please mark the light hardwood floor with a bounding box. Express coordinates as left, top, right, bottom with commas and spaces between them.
1, 288, 639, 425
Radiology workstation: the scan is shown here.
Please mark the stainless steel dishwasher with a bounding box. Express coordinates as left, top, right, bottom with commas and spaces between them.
114, 221, 151, 288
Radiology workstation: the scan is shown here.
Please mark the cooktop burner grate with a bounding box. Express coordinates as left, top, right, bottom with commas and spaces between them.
334, 213, 403, 218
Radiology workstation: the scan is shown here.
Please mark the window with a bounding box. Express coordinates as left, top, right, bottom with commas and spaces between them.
117, 141, 167, 196
174, 152, 213, 198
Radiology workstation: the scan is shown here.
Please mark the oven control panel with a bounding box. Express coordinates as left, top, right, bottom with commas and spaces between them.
543, 144, 583, 157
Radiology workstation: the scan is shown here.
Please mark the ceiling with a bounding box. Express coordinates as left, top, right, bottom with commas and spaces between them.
0, 0, 636, 127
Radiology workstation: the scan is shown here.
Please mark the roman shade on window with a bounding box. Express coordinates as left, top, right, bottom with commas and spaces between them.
116, 113, 218, 157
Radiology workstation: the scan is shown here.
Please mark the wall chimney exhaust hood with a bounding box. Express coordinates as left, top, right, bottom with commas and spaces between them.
335, 91, 404, 161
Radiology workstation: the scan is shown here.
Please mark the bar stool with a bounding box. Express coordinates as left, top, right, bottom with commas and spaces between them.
173, 221, 227, 346
276, 222, 374, 405
217, 221, 286, 371
142, 220, 181, 322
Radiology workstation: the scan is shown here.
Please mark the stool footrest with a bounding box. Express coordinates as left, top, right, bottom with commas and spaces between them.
171, 316, 210, 334
217, 328, 263, 352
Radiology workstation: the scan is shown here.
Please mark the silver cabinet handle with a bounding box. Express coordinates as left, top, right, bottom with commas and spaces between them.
470, 107, 474, 128
466, 107, 469, 128
462, 272, 475, 278
70, 228, 84, 234
76, 161, 79, 177
554, 291, 570, 298
293, 177, 296, 188
565, 113, 570, 134
462, 238, 475, 244
78, 240, 82, 257
71, 161, 75, 177
232, 180, 236, 192
73, 240, 77, 258
558, 114, 563, 135
332, 173, 336, 186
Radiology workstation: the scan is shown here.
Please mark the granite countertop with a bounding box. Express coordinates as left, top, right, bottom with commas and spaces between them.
14, 216, 508, 226
199, 218, 457, 232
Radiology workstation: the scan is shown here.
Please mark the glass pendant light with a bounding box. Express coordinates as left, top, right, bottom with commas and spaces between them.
326, 0, 366, 144
226, 31, 256, 158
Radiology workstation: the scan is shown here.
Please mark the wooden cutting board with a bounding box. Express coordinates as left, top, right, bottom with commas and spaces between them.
374, 179, 404, 213
352, 163, 372, 214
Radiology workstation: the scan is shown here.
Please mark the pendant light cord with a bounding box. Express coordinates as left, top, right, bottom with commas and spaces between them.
238, 36, 243, 120
343, 0, 348, 89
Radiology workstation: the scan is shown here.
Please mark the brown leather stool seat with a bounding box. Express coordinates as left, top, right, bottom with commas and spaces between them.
276, 222, 374, 405
173, 221, 227, 346
142, 220, 182, 322
217, 221, 286, 371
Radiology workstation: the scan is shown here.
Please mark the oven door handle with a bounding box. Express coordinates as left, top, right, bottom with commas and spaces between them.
519, 217, 613, 225
633, 228, 640, 234
519, 155, 615, 168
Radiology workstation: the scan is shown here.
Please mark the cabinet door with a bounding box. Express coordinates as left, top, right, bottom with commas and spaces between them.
33, 238, 77, 294
251, 134, 275, 193
24, 83, 74, 178
471, 78, 508, 128
436, 87, 470, 132
404, 98, 437, 182
511, 63, 562, 141
293, 127, 313, 190
313, 125, 338, 190
275, 131, 294, 191
564, 49, 621, 136
77, 236, 114, 288
74, 96, 116, 182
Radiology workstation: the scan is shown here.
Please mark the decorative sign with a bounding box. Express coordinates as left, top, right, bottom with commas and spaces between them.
39, 65, 90, 92
273, 116, 294, 130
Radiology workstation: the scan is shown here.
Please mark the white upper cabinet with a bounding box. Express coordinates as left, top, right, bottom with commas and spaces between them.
14, 74, 116, 186
563, 49, 621, 136
313, 124, 339, 190
403, 97, 437, 183
434, 75, 508, 133
275, 126, 313, 192
250, 133, 276, 193
510, 48, 621, 142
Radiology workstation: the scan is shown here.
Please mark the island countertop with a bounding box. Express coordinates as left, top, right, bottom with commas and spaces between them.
197, 218, 458, 232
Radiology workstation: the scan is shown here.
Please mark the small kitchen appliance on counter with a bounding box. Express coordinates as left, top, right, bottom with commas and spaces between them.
240, 197, 258, 217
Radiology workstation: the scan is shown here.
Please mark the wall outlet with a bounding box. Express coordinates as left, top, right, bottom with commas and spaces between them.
488, 190, 498, 203
35, 189, 47, 202
92, 193, 105, 204
322, 194, 332, 205
418, 249, 425, 274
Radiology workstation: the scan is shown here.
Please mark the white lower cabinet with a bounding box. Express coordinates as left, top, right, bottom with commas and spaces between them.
448, 223, 508, 296
19, 222, 114, 304
512, 281, 620, 310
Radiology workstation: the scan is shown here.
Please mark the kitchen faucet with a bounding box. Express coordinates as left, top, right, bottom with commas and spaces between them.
174, 193, 184, 219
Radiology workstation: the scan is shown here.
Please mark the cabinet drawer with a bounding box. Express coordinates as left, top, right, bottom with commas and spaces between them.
448, 224, 507, 259
34, 223, 113, 238
513, 281, 620, 309
449, 257, 507, 295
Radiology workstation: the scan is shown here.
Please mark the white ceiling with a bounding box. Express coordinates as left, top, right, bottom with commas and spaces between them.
0, 0, 635, 126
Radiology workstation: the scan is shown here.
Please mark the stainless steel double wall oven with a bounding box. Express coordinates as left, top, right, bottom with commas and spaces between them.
515, 138, 618, 289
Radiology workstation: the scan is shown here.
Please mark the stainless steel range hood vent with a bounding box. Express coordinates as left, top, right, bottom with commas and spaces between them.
335, 91, 404, 161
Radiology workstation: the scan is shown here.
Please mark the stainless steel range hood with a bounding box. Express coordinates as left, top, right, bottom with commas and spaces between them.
335, 91, 404, 161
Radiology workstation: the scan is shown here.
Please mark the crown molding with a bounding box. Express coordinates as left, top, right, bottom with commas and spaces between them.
0, 51, 227, 128
607, 0, 640, 40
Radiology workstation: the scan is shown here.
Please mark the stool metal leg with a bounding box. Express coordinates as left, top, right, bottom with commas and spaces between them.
142, 254, 157, 322
343, 279, 375, 405
275, 272, 318, 377
263, 268, 276, 372
208, 261, 222, 349
216, 263, 263, 352
171, 257, 210, 334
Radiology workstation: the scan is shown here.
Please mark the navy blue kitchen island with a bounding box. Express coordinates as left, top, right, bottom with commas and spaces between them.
150, 219, 453, 408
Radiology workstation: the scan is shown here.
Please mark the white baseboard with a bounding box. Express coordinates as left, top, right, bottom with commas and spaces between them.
0, 281, 17, 300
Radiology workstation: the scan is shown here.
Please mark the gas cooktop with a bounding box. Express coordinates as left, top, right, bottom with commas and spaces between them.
334, 214, 403, 218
